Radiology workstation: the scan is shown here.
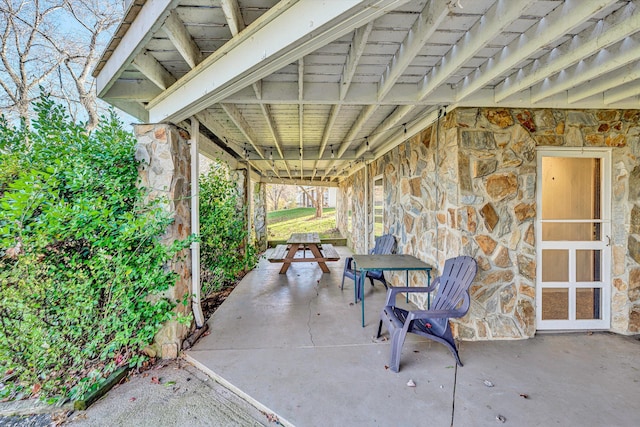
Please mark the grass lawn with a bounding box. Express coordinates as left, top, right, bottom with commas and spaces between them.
267, 207, 342, 240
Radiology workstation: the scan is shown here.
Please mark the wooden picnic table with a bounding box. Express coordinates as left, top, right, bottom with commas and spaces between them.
268, 232, 339, 274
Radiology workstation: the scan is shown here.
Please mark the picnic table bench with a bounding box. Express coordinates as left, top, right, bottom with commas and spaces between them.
267, 232, 340, 274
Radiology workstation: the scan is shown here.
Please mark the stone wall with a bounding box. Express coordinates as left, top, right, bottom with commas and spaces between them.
338, 108, 640, 339
134, 124, 192, 358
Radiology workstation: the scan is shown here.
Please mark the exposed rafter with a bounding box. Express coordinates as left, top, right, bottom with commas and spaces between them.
220, 0, 245, 36
604, 64, 640, 103
378, 0, 449, 101
534, 34, 640, 103
605, 82, 640, 104
355, 104, 413, 157
496, 1, 640, 103
94, 0, 640, 183
148, 0, 412, 123
220, 103, 265, 159
337, 105, 377, 157
455, 0, 618, 102
220, 0, 264, 101
340, 22, 373, 100
313, 105, 341, 178
369, 0, 530, 158
419, 0, 530, 101
163, 9, 202, 69
259, 105, 285, 159
568, 48, 640, 104
95, 0, 180, 97
132, 50, 176, 90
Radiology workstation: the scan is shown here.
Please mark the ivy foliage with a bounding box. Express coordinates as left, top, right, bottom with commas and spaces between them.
199, 164, 257, 296
0, 97, 187, 401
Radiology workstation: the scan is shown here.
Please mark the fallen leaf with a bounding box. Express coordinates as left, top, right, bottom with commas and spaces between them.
261, 411, 280, 423
496, 414, 506, 423
483, 380, 494, 387
407, 379, 416, 387
519, 393, 529, 399
349, 302, 354, 306
142, 373, 149, 378
151, 377, 161, 384
129, 397, 136, 402
32, 383, 41, 394
384, 365, 389, 370
413, 350, 420, 353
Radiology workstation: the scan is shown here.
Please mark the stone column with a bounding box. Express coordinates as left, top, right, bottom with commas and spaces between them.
134, 124, 192, 359
253, 180, 268, 252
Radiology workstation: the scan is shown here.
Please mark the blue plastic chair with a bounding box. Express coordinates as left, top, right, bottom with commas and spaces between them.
378, 256, 477, 372
341, 234, 396, 299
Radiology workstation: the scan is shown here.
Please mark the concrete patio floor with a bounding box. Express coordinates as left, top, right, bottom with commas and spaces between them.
186, 246, 640, 427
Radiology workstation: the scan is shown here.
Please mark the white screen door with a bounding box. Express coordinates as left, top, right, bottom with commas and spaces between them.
536, 149, 611, 330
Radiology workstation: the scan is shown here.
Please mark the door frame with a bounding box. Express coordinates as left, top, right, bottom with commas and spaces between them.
535, 148, 612, 331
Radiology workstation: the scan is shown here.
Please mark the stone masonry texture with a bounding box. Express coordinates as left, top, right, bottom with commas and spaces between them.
338, 108, 640, 340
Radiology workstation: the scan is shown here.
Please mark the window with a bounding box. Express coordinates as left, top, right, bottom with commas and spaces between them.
373, 175, 384, 238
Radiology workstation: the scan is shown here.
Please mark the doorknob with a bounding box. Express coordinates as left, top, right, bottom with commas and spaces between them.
606, 235, 611, 247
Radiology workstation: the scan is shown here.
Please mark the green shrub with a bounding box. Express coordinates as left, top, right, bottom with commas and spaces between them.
0, 97, 187, 401
199, 165, 257, 296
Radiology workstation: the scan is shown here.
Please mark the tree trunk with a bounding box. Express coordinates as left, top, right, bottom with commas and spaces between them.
315, 189, 324, 218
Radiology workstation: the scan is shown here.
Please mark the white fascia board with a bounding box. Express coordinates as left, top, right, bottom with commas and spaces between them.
148, 0, 411, 123
96, 0, 180, 98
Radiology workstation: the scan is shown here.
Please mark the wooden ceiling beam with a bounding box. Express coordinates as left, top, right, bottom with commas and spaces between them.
148, 0, 412, 123
132, 50, 177, 90
220, 0, 245, 36
220, 103, 265, 159
340, 22, 373, 100
455, 0, 618, 102
163, 10, 202, 69
378, 0, 449, 101
419, 0, 530, 101
536, 34, 640, 103
496, 1, 640, 103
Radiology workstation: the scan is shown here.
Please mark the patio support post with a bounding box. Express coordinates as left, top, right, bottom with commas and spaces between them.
245, 161, 253, 242
253, 180, 268, 252
190, 118, 205, 329
134, 123, 192, 359
364, 161, 369, 253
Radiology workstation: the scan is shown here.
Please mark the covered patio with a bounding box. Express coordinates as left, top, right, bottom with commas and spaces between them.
91, 0, 640, 419
185, 248, 640, 426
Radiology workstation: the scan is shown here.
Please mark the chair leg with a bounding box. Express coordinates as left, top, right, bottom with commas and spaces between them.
376, 320, 383, 338
388, 326, 408, 373
340, 274, 345, 290
441, 330, 464, 367
369, 276, 375, 287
